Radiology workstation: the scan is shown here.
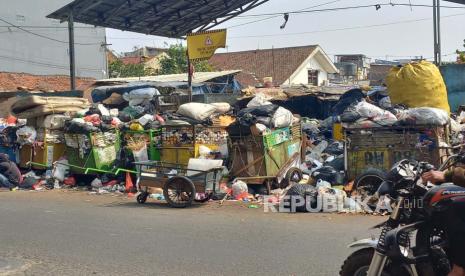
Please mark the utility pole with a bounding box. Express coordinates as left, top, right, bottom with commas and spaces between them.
68, 10, 76, 90
433, 0, 442, 65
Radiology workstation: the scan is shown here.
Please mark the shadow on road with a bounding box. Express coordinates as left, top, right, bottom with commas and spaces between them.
100, 200, 204, 210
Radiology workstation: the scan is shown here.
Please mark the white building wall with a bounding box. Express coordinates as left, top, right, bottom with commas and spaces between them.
0, 0, 107, 79
285, 55, 329, 86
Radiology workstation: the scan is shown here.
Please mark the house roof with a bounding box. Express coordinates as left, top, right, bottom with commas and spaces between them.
209, 45, 338, 86
96, 70, 241, 84
120, 56, 149, 65
0, 72, 94, 92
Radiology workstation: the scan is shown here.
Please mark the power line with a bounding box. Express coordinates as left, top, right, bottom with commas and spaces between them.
227, 12, 465, 38
226, 0, 346, 28
236, 2, 465, 18
0, 17, 102, 46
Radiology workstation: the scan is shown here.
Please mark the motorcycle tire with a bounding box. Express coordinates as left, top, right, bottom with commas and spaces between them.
340, 248, 412, 276
354, 168, 387, 199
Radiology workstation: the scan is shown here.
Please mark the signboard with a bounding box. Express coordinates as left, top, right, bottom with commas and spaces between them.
187, 29, 227, 61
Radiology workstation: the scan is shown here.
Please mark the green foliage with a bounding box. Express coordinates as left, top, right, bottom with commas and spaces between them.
159, 44, 212, 75
109, 59, 149, 78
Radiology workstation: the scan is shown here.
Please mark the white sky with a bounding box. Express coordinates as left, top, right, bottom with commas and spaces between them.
106, 0, 465, 62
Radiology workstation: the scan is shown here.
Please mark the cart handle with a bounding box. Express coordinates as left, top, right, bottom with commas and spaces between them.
26, 161, 49, 168
114, 168, 137, 175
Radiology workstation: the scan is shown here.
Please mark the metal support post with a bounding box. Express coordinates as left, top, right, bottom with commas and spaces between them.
68, 11, 76, 90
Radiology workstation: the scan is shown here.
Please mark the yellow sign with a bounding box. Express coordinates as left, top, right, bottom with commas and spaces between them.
187, 29, 227, 61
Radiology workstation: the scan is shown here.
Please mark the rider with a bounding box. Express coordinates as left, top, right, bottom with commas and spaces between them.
423, 167, 465, 276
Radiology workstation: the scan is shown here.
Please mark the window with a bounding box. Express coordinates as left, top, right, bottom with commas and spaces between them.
16, 14, 26, 22
308, 70, 319, 86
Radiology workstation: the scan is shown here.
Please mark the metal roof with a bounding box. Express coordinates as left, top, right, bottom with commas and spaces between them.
47, 0, 269, 38
444, 0, 465, 4
96, 70, 241, 84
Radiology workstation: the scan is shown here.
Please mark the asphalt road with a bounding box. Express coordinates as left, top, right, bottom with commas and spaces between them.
0, 190, 384, 276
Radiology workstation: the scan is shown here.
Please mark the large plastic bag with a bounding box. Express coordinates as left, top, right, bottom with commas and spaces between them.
38, 114, 70, 130
354, 101, 388, 119
353, 101, 397, 126
211, 102, 231, 114
123, 87, 159, 106
285, 184, 319, 212
397, 107, 450, 126
16, 126, 37, 145
272, 107, 293, 128
237, 104, 279, 117
247, 93, 272, 107
232, 179, 248, 198
386, 61, 450, 113
177, 103, 217, 121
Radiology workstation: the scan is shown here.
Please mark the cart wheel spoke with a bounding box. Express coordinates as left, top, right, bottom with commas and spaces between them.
163, 177, 195, 208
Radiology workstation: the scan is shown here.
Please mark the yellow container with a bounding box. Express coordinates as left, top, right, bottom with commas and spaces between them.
19, 144, 66, 169
333, 123, 344, 141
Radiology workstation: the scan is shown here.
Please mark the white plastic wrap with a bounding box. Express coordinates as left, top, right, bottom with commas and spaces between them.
246, 93, 272, 107
39, 114, 70, 130
272, 107, 293, 128
397, 107, 450, 126
232, 179, 248, 198
210, 102, 231, 114
123, 87, 159, 106
16, 126, 37, 145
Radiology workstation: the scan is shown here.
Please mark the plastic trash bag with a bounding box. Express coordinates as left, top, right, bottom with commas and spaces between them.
397, 107, 450, 126
332, 89, 365, 115
232, 179, 248, 198
354, 101, 392, 120
316, 179, 331, 189
386, 61, 450, 113
177, 103, 217, 121
53, 159, 69, 182
272, 107, 293, 128
247, 93, 272, 108
307, 140, 328, 162
211, 102, 231, 114
237, 104, 279, 117
285, 184, 319, 212
123, 87, 159, 106
16, 126, 37, 145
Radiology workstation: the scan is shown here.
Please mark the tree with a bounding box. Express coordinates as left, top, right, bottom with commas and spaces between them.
108, 59, 148, 78
159, 44, 212, 75
456, 39, 465, 63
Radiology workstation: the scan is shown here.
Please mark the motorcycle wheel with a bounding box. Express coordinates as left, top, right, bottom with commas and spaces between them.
339, 248, 412, 276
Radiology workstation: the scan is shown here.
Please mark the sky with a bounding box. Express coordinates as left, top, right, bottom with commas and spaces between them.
106, 0, 465, 62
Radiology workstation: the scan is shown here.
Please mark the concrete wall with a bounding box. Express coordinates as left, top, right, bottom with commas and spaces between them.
0, 0, 107, 79
287, 56, 328, 86
440, 64, 465, 112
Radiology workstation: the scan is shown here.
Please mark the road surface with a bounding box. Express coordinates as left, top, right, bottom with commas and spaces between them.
0, 190, 384, 275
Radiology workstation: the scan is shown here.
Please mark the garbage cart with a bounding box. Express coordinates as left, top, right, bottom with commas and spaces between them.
344, 125, 450, 197
134, 160, 225, 208
229, 123, 304, 193
64, 130, 122, 174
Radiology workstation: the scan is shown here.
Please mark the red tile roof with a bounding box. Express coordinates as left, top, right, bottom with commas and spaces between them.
0, 72, 95, 92
119, 56, 155, 65
120, 56, 144, 65
209, 45, 318, 86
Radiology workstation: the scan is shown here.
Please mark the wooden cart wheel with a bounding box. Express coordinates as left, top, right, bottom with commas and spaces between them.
280, 167, 303, 189
137, 192, 148, 204
163, 177, 196, 208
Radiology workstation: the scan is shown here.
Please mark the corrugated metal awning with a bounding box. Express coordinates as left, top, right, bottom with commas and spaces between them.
96, 70, 241, 84
47, 0, 269, 38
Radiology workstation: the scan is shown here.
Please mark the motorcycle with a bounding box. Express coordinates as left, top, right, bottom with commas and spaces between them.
340, 154, 465, 276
